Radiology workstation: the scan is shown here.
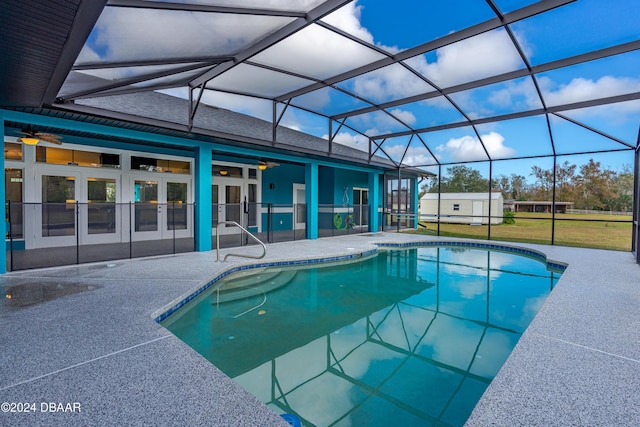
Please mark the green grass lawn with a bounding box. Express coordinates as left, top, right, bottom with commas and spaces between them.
413, 212, 633, 251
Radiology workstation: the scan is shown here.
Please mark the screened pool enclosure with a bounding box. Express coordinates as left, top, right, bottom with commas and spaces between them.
0, 0, 639, 268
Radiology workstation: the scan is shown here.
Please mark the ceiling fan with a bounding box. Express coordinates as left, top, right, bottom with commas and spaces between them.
258, 159, 279, 170
17, 127, 63, 145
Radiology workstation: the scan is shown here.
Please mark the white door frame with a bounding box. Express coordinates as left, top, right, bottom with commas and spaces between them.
130, 174, 193, 242
353, 187, 369, 228
293, 183, 306, 230
34, 166, 123, 248
213, 177, 244, 235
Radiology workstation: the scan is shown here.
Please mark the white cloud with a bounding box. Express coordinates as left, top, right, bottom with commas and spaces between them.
251, 13, 383, 80
80, 8, 291, 63
381, 142, 435, 166
350, 109, 412, 131
540, 75, 640, 107
560, 99, 640, 126
161, 87, 274, 122
352, 64, 435, 102
326, 131, 370, 152
293, 87, 332, 110
405, 29, 524, 88
322, 1, 374, 44
436, 131, 515, 162
388, 108, 417, 126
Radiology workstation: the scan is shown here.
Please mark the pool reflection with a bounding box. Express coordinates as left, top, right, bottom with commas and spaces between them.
164, 247, 560, 427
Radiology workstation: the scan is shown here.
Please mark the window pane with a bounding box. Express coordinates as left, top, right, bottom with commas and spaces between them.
248, 183, 257, 227
226, 185, 241, 225
213, 165, 242, 178
132, 156, 189, 174
88, 178, 116, 235
5, 169, 23, 239
42, 176, 75, 237
36, 147, 120, 168
134, 181, 158, 232
167, 182, 188, 230
4, 142, 22, 161
212, 184, 219, 226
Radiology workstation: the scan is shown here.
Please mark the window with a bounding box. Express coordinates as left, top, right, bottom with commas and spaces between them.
131, 156, 190, 174
4, 142, 23, 161
248, 183, 257, 227
36, 147, 120, 168
88, 178, 116, 235
213, 165, 242, 178
5, 168, 23, 239
453, 204, 460, 211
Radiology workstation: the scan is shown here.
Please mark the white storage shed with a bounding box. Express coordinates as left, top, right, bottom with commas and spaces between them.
420, 192, 504, 225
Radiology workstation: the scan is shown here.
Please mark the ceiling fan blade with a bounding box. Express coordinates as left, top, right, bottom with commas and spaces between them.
37, 133, 63, 145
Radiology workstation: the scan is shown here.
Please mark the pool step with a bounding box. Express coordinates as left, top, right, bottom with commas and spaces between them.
212, 269, 297, 303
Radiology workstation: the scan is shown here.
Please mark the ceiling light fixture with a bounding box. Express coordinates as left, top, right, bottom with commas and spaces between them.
17, 137, 39, 145
219, 170, 228, 176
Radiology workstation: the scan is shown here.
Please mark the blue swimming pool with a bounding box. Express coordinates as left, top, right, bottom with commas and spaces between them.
162, 245, 562, 426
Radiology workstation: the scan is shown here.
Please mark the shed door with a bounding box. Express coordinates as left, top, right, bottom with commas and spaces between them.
472, 201, 483, 224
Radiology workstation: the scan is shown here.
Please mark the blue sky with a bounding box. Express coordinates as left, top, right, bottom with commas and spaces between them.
73, 0, 639, 180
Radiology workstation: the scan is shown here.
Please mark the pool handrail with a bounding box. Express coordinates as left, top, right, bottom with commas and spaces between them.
216, 221, 267, 262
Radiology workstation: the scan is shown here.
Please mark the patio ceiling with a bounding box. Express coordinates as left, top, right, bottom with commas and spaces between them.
1, 0, 638, 170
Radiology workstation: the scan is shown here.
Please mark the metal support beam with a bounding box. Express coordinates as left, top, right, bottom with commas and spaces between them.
107, 0, 307, 17
44, 0, 109, 105
190, 0, 352, 88
633, 127, 640, 263
0, 114, 6, 273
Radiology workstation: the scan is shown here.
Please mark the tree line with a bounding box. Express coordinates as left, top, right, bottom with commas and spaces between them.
421, 159, 634, 212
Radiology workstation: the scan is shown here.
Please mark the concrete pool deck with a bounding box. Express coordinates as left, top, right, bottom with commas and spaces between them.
0, 232, 638, 426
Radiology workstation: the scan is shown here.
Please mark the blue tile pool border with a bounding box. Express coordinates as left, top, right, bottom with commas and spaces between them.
155, 241, 566, 323
154, 249, 378, 323
375, 240, 568, 273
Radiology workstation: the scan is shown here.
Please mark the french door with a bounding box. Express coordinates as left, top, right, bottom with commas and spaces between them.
132, 176, 192, 241
34, 169, 122, 247
293, 183, 306, 230
212, 180, 243, 235
353, 187, 369, 229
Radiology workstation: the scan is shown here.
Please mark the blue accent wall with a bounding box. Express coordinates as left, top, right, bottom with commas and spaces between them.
1, 110, 398, 274
195, 144, 212, 251
261, 163, 304, 232
318, 167, 334, 204
332, 169, 368, 205
306, 163, 319, 239
261, 163, 304, 204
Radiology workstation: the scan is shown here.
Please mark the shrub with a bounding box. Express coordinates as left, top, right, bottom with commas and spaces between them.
503, 210, 515, 224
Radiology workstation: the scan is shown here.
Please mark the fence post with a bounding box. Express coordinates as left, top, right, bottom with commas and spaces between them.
7, 201, 13, 272
129, 202, 133, 259
172, 202, 176, 254
75, 202, 80, 265
267, 203, 272, 243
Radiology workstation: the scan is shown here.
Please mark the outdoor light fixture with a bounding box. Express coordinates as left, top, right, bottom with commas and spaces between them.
17, 137, 39, 145
257, 163, 267, 171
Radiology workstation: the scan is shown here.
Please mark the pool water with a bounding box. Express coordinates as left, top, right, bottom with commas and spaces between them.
163, 247, 561, 426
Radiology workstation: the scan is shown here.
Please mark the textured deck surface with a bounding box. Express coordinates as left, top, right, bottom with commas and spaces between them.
1, 233, 638, 426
